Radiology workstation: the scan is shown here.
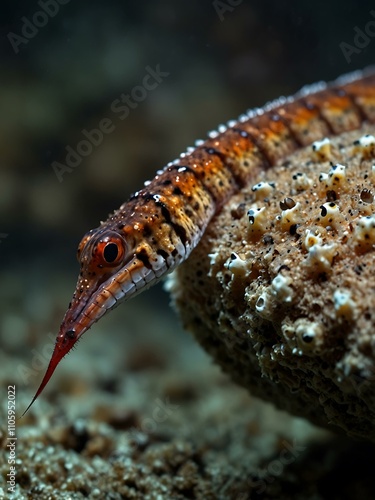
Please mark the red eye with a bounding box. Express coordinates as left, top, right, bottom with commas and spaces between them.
77, 229, 127, 268
96, 234, 126, 267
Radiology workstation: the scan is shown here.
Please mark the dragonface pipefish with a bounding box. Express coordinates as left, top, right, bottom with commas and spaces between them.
23, 67, 375, 415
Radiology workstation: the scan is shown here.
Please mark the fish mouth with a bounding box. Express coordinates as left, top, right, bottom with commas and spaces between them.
20, 271, 121, 417
60, 278, 110, 340
59, 254, 143, 342
21, 254, 151, 417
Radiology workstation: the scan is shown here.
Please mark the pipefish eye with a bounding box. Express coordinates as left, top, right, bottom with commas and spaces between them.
95, 233, 126, 267
103, 242, 119, 262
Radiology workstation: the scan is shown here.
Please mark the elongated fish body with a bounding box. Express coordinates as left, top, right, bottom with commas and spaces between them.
24, 68, 375, 414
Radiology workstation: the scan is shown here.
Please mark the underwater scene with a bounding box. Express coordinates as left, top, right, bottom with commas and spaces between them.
1, 1, 375, 498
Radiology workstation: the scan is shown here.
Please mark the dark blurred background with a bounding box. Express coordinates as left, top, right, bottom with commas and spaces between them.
0, 0, 374, 384
1, 4, 375, 495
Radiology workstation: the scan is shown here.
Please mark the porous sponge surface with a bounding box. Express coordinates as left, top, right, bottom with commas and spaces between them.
170, 125, 375, 441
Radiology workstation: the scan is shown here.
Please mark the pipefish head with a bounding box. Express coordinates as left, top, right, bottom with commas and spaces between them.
22, 223, 162, 416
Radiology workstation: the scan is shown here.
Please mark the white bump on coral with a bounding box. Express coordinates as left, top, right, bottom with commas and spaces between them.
291, 347, 303, 356
312, 137, 332, 161
270, 343, 286, 360
307, 243, 337, 271
251, 181, 275, 200
304, 229, 323, 250
291, 172, 313, 191
279, 202, 301, 230
247, 206, 268, 235
303, 228, 337, 271
353, 214, 375, 250
255, 292, 270, 317
329, 163, 347, 184
271, 274, 293, 303
319, 202, 343, 230
333, 289, 355, 318
353, 134, 375, 159
208, 252, 220, 267
225, 252, 248, 276
294, 319, 323, 353
319, 164, 347, 189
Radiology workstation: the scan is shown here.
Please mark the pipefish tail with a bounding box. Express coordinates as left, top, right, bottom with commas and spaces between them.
23, 67, 375, 416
